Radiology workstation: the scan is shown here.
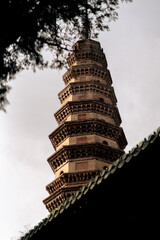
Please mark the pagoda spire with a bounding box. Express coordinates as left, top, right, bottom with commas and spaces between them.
81, 0, 91, 39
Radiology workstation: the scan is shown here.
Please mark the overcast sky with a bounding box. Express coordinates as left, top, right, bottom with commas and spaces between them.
1, 0, 160, 239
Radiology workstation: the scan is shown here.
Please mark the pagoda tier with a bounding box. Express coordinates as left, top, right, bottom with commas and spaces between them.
47, 143, 124, 173
49, 119, 127, 150
58, 80, 117, 106
43, 39, 128, 212
54, 99, 121, 126
67, 40, 107, 68
62, 64, 112, 85
43, 170, 100, 212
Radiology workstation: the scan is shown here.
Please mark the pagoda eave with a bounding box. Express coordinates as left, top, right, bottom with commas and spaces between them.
58, 80, 117, 106
54, 99, 122, 126
62, 64, 112, 85
43, 170, 100, 212
47, 143, 124, 172
49, 119, 127, 150
45, 170, 100, 195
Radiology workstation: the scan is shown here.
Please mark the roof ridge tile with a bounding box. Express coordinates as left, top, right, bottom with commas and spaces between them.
117, 157, 125, 169
156, 126, 160, 134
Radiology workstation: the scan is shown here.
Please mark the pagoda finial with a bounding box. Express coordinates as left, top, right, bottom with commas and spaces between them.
81, 0, 91, 39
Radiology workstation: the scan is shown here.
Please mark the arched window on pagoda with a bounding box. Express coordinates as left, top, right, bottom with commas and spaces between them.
103, 140, 108, 146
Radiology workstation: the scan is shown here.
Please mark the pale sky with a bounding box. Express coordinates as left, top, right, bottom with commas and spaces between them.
1, 0, 160, 239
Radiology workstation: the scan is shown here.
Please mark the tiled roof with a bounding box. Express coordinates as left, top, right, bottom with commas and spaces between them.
20, 126, 160, 240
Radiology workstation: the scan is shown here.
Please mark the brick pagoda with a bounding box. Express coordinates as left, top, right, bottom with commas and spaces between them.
43, 39, 127, 212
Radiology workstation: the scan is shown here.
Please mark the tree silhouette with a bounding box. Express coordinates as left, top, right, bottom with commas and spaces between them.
0, 0, 132, 111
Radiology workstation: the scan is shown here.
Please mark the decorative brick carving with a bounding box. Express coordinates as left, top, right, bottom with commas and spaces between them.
47, 143, 124, 172
49, 119, 127, 150
67, 49, 107, 68
43, 170, 100, 212
58, 81, 117, 105
54, 100, 121, 126
63, 64, 112, 85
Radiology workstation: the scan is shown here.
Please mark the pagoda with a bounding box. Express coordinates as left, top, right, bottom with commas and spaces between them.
43, 39, 127, 212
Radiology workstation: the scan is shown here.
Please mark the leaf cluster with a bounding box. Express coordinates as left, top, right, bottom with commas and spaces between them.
0, 0, 132, 111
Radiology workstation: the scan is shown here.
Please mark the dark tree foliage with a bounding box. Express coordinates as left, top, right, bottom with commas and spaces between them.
0, 0, 132, 111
